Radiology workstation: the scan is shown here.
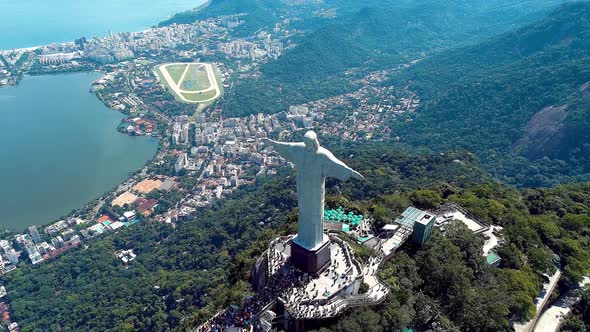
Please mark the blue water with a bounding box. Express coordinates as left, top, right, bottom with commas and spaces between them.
0, 72, 159, 230
0, 0, 207, 50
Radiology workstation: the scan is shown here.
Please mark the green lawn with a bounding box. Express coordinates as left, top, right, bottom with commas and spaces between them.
194, 67, 212, 89
165, 64, 188, 85
179, 64, 212, 91
136, 59, 153, 66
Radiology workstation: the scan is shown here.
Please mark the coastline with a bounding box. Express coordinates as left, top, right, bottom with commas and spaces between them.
0, 45, 42, 54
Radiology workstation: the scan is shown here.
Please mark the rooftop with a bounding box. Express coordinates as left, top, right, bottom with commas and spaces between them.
486, 252, 501, 265
396, 206, 431, 229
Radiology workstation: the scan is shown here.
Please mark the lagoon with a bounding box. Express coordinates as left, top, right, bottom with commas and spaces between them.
0, 72, 158, 230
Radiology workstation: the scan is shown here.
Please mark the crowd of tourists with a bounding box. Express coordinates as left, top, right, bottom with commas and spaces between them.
197, 238, 366, 331
202, 253, 311, 331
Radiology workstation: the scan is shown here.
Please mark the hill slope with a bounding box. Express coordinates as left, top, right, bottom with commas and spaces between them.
391, 2, 590, 186
160, 0, 289, 35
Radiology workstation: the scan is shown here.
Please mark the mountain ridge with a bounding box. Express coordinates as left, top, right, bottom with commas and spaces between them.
390, 1, 590, 186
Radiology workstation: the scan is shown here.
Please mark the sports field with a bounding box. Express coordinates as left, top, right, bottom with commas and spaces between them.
132, 179, 163, 193
154, 62, 222, 104
112, 191, 138, 207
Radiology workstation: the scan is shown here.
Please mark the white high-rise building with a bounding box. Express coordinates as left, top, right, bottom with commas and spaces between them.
28, 225, 41, 244
175, 153, 188, 173
6, 249, 19, 265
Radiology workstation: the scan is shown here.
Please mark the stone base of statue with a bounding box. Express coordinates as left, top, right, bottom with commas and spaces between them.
290, 235, 331, 274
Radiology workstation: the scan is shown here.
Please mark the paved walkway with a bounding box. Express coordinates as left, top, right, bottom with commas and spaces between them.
482, 225, 502, 255
296, 242, 358, 302
533, 277, 590, 332
282, 237, 389, 319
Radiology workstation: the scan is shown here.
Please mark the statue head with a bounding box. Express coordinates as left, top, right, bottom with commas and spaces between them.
303, 130, 320, 152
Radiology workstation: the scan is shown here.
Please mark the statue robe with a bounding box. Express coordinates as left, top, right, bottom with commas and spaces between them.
272, 142, 356, 250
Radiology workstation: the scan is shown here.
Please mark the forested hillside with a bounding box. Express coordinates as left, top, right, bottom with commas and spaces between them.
0, 144, 489, 331
10, 1, 590, 331
160, 0, 288, 35
197, 144, 590, 331
205, 148, 590, 331
161, 1, 590, 187
390, 2, 590, 187
4, 137, 590, 330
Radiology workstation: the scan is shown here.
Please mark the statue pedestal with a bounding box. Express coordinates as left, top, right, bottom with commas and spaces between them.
290, 238, 331, 274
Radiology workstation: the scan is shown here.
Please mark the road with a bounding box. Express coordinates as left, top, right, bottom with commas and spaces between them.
533, 277, 590, 332
514, 269, 561, 332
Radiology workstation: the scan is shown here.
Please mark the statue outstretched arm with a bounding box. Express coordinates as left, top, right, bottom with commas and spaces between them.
323, 151, 364, 181
350, 168, 364, 180
260, 138, 303, 163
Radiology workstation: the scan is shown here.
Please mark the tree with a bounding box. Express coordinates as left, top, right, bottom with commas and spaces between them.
495, 269, 539, 321
562, 316, 587, 332
444, 222, 486, 274
335, 308, 382, 332
496, 244, 524, 269
561, 214, 590, 233
526, 247, 556, 275
359, 282, 369, 294
410, 190, 442, 210
372, 204, 389, 229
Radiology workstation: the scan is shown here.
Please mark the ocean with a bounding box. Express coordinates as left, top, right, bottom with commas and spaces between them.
0, 0, 207, 50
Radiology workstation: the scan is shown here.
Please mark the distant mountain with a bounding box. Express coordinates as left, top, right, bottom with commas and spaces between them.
392, 2, 590, 186
265, 0, 567, 81
218, 0, 564, 116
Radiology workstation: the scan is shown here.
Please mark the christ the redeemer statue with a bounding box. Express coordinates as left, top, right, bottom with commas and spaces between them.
262, 131, 363, 253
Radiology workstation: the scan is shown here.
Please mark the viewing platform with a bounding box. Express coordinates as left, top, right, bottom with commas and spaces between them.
253, 234, 390, 330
